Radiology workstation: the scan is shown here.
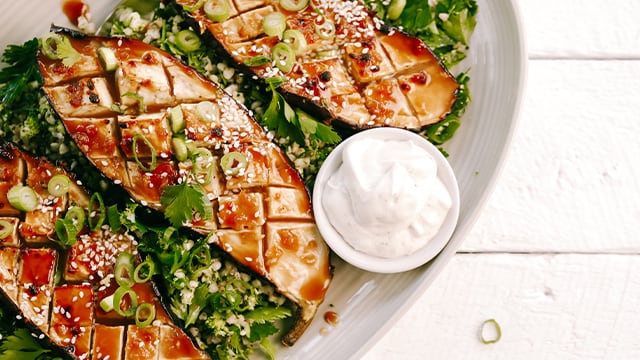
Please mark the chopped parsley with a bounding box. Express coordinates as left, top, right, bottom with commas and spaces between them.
160, 182, 213, 227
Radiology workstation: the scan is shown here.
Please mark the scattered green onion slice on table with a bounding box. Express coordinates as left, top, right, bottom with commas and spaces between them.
481, 319, 502, 344
113, 286, 138, 317
114, 252, 136, 288
7, 185, 39, 212
47, 174, 72, 197
88, 192, 105, 231
220, 151, 248, 176
135, 303, 156, 328
263, 12, 287, 38
0, 219, 14, 239
271, 42, 296, 73
175, 29, 202, 53
315, 19, 336, 40
280, 0, 309, 12
204, 0, 231, 22
282, 29, 307, 54
132, 133, 158, 172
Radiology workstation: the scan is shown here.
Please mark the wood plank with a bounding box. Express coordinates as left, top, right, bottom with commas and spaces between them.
460, 59, 640, 253
517, 0, 640, 58
363, 254, 640, 359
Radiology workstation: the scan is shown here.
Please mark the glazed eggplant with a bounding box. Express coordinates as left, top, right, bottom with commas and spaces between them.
38, 27, 332, 346
0, 140, 208, 360
174, 0, 459, 130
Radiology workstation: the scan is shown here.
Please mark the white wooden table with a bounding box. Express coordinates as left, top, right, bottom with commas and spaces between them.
364, 1, 640, 358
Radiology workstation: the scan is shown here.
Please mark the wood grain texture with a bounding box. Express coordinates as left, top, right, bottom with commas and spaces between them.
518, 0, 640, 58
364, 254, 640, 359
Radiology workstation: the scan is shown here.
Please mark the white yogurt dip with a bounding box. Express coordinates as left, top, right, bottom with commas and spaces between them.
322, 137, 452, 259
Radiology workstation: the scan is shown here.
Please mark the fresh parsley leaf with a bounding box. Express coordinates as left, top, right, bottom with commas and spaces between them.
296, 109, 341, 145
245, 306, 292, 323
0, 38, 40, 106
262, 89, 305, 144
248, 322, 279, 342
259, 338, 277, 360
0, 329, 51, 360
160, 183, 213, 227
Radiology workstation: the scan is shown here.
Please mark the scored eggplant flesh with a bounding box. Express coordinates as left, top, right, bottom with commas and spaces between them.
0, 140, 207, 360
38, 27, 332, 346
175, 0, 459, 130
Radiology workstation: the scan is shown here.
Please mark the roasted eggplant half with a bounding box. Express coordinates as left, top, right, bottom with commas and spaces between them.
174, 0, 459, 130
38, 27, 332, 346
0, 139, 207, 360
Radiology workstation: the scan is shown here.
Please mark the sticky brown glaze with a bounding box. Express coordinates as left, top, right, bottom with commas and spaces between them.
38, 27, 332, 346
176, 0, 459, 130
0, 139, 207, 359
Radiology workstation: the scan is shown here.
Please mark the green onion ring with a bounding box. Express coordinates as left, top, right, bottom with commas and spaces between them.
262, 12, 287, 38
271, 42, 296, 73
88, 193, 105, 231
481, 319, 502, 344
183, 0, 204, 11
425, 117, 461, 144
132, 133, 158, 172
204, 0, 231, 22
64, 206, 85, 232
99, 294, 115, 312
55, 218, 78, 247
175, 29, 202, 53
315, 19, 335, 40
121, 92, 145, 113
0, 220, 13, 239
280, 0, 309, 11
113, 286, 138, 317
47, 174, 72, 197
220, 151, 248, 176
387, 0, 407, 20
169, 106, 185, 133
283, 29, 307, 54
133, 258, 156, 283
114, 252, 136, 288
135, 303, 156, 328
7, 185, 39, 212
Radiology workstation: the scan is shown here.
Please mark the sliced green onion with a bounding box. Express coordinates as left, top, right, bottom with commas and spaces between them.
121, 92, 145, 113
176, 30, 202, 53
191, 147, 214, 184
64, 206, 85, 232
425, 117, 461, 144
114, 252, 136, 288
99, 294, 115, 312
271, 42, 296, 73
186, 243, 211, 273
172, 137, 189, 162
280, 0, 309, 11
132, 133, 158, 172
481, 319, 502, 344
162, 226, 178, 244
133, 258, 156, 283
220, 151, 248, 176
135, 303, 156, 328
262, 12, 287, 38
113, 286, 138, 317
40, 33, 81, 67
169, 106, 185, 133
107, 204, 121, 232
7, 185, 39, 212
244, 55, 272, 67
88, 193, 105, 231
387, 0, 406, 20
55, 218, 78, 247
47, 174, 72, 197
183, 0, 204, 11
315, 19, 335, 40
97, 47, 118, 71
204, 0, 231, 22
196, 101, 219, 123
0, 220, 13, 239
283, 29, 307, 54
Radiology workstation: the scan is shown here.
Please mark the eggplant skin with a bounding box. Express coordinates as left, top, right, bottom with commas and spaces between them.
175, 0, 459, 131
38, 27, 333, 347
